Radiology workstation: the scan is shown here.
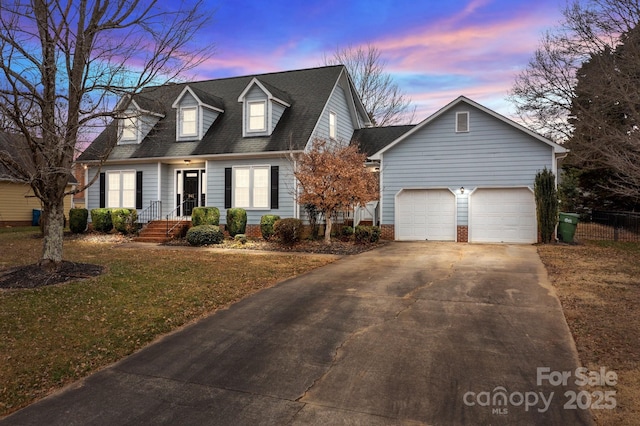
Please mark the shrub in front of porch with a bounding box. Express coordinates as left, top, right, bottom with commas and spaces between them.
226, 208, 247, 237
90, 208, 113, 233
191, 207, 220, 226
186, 225, 224, 246
273, 218, 303, 246
260, 214, 280, 241
111, 208, 138, 234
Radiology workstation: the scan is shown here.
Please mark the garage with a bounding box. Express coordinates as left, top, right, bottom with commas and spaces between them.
469, 188, 536, 243
396, 189, 456, 241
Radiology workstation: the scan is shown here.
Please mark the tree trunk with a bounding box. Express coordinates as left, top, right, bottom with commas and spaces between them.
39, 198, 65, 270
324, 215, 332, 245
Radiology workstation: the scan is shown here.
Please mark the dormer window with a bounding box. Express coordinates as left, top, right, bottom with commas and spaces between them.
172, 86, 224, 141
120, 117, 137, 143
238, 78, 291, 137
180, 107, 197, 137
248, 101, 266, 132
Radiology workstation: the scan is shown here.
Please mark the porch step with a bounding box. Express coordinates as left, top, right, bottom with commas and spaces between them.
357, 220, 374, 226
134, 220, 191, 243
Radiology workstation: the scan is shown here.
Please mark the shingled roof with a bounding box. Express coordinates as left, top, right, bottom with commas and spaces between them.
351, 125, 416, 157
79, 65, 347, 161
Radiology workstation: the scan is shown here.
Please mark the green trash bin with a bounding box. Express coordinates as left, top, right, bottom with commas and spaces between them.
558, 212, 579, 243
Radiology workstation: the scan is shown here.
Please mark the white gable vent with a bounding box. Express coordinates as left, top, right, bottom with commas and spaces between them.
456, 111, 469, 133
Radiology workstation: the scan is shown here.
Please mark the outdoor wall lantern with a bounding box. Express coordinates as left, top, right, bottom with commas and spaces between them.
460, 186, 464, 194
184, 159, 191, 165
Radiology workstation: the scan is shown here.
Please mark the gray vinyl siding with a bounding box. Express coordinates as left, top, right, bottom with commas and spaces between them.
86, 163, 159, 219
139, 115, 161, 143
272, 102, 286, 130
160, 163, 172, 217
313, 79, 357, 144
206, 157, 295, 225
457, 192, 469, 226
380, 104, 553, 225
202, 109, 219, 135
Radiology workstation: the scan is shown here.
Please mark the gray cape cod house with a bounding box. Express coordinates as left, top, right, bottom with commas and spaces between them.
78, 65, 371, 238
79, 65, 565, 244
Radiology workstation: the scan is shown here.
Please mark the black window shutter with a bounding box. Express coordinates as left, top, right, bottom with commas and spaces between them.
224, 167, 232, 209
136, 171, 143, 209
99, 172, 106, 208
270, 166, 279, 209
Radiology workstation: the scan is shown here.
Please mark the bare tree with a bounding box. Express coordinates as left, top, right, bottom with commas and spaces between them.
510, 0, 640, 205
0, 0, 211, 269
569, 25, 640, 204
294, 139, 378, 244
324, 44, 415, 126
509, 0, 640, 142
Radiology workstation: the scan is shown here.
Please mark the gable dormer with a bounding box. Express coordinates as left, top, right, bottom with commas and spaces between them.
238, 78, 291, 137
172, 86, 224, 141
116, 96, 165, 145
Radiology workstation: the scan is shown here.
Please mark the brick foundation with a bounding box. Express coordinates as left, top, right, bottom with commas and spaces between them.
457, 225, 468, 243
1, 221, 33, 227
380, 224, 395, 240
244, 224, 261, 238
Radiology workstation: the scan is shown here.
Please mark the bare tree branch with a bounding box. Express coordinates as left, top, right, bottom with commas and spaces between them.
324, 44, 415, 126
0, 0, 213, 268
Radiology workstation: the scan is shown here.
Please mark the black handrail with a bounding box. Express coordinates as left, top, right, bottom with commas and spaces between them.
165, 199, 193, 236
136, 200, 162, 227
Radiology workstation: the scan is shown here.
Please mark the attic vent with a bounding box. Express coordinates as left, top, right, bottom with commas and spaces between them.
456, 111, 469, 133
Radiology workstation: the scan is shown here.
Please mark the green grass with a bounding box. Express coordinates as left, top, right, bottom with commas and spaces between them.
0, 230, 335, 415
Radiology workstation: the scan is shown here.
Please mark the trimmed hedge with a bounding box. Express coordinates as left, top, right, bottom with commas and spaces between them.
260, 214, 280, 241
191, 207, 220, 226
354, 225, 381, 244
111, 208, 138, 234
186, 225, 224, 246
91, 208, 113, 233
274, 218, 303, 246
226, 208, 247, 237
69, 208, 88, 234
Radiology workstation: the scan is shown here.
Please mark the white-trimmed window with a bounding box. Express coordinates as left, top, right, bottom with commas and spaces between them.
456, 111, 469, 133
248, 101, 266, 132
120, 117, 137, 142
107, 171, 136, 208
329, 111, 337, 139
180, 107, 197, 137
233, 165, 269, 209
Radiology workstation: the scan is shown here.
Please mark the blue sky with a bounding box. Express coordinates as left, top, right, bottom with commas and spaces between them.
179, 0, 565, 122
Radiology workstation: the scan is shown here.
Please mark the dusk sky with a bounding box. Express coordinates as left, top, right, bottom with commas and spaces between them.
183, 0, 566, 123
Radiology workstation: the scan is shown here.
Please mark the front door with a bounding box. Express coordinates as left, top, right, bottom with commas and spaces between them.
183, 171, 199, 216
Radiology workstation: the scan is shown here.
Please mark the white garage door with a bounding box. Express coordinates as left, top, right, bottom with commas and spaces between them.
396, 189, 456, 241
470, 188, 536, 243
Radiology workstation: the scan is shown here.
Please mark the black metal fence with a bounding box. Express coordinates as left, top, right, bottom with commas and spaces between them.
574, 210, 640, 242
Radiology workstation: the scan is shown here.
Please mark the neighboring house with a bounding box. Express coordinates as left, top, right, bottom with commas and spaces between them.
77, 65, 371, 236
357, 96, 567, 243
0, 132, 75, 227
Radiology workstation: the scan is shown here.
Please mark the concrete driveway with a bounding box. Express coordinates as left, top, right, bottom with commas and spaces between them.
2, 242, 593, 425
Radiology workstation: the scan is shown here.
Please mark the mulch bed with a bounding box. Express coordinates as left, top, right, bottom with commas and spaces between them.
0, 262, 104, 290
163, 238, 386, 255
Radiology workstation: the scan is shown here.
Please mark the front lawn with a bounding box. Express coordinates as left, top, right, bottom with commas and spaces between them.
538, 241, 640, 426
0, 228, 336, 416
